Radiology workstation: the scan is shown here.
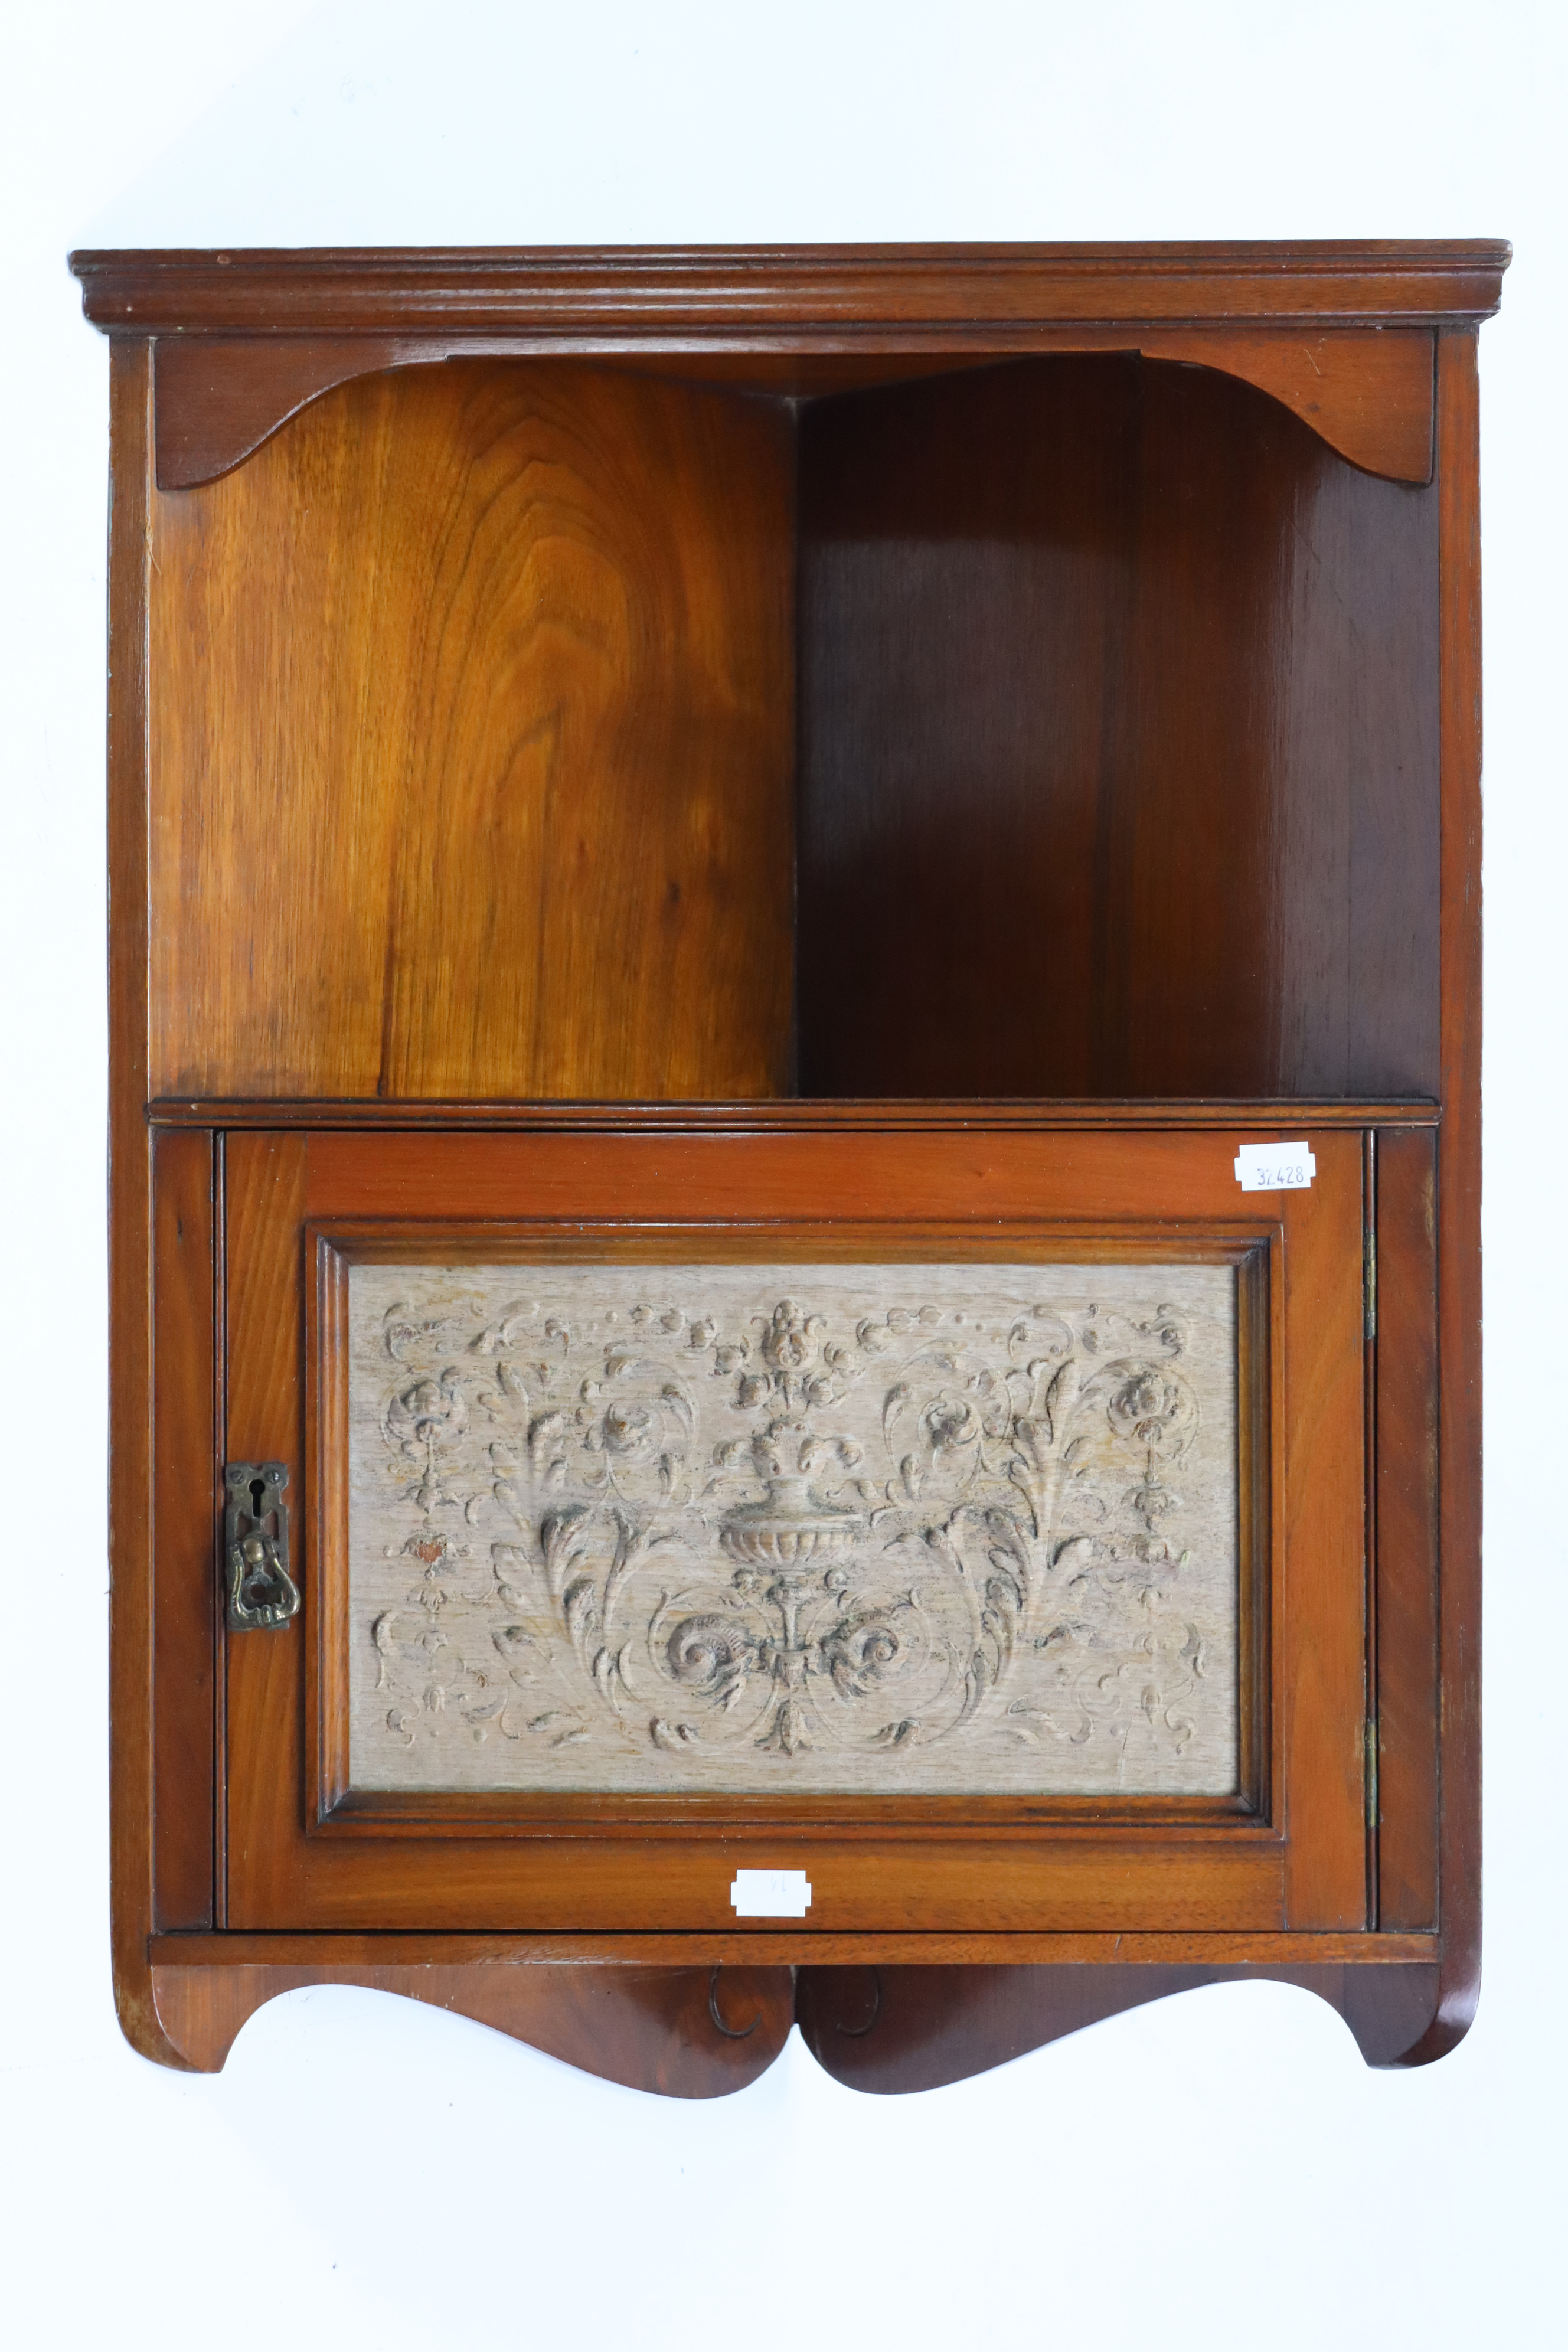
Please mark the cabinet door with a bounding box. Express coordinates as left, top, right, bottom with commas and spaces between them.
217, 1124, 1368, 1933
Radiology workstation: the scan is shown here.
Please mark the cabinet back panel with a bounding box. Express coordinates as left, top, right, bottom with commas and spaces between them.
148, 361, 795, 1102
796, 356, 1440, 1100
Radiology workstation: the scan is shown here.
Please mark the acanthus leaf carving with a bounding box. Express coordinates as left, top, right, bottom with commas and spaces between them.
348, 1262, 1239, 1795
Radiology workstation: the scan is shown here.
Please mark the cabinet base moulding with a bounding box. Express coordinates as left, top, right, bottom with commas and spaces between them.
145, 1933, 1446, 2092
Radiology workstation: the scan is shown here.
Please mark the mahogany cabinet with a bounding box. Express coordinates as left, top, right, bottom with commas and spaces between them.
71, 242, 1506, 2093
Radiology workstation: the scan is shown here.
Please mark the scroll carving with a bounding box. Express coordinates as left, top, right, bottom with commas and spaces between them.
347, 1262, 1240, 1794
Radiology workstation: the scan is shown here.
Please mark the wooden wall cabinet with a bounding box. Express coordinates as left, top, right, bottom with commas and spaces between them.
72, 241, 1506, 2094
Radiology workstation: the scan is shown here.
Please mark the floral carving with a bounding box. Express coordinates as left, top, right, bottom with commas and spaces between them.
348, 1266, 1238, 1795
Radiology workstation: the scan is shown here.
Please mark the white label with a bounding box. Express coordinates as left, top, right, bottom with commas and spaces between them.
1233, 1141, 1317, 1192
730, 1868, 812, 1917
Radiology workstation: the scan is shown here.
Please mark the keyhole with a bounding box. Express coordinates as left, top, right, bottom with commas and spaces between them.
249, 1476, 266, 1525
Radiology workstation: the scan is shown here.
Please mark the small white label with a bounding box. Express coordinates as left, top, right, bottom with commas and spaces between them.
730, 1868, 812, 1918
1234, 1141, 1317, 1192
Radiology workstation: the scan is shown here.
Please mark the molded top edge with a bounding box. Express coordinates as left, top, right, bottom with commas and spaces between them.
68, 240, 1511, 336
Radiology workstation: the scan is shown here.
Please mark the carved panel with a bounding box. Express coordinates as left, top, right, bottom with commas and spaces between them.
346, 1262, 1240, 1795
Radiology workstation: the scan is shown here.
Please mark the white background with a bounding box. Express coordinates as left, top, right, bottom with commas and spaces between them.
2, 5, 1563, 2343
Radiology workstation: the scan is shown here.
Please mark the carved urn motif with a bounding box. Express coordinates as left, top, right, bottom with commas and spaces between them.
719, 1474, 864, 1567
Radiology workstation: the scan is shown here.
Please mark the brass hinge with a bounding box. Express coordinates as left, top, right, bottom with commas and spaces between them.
1364, 1221, 1377, 1341
1365, 1719, 1380, 1830
224, 1461, 299, 1630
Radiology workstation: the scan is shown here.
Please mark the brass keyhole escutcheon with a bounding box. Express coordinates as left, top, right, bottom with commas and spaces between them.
224, 1461, 300, 1632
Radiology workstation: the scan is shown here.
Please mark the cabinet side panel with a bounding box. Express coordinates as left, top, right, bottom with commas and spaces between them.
152, 1129, 217, 1926
148, 362, 794, 1102
106, 340, 189, 2057
1374, 1126, 1439, 1929
1427, 331, 1484, 2052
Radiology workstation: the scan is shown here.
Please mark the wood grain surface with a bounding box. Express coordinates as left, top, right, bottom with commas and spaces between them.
70, 240, 1511, 338
90, 243, 1493, 2079
798, 355, 1440, 1101
149, 1097, 1442, 1130
1374, 1128, 1440, 1929
1275, 1133, 1367, 1928
1425, 332, 1484, 2056
149, 1928, 1439, 1964
151, 341, 1008, 491
1131, 328, 1435, 483
218, 1123, 1366, 1935
224, 1133, 309, 1927
143, 1931, 1443, 2082
796, 1957, 1445, 2086
106, 339, 178, 2060
148, 360, 794, 1102
146, 325, 1436, 490
151, 1129, 217, 1928
152, 1955, 795, 2093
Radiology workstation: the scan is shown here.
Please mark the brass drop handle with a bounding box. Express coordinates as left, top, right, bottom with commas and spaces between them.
224, 1462, 300, 1631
